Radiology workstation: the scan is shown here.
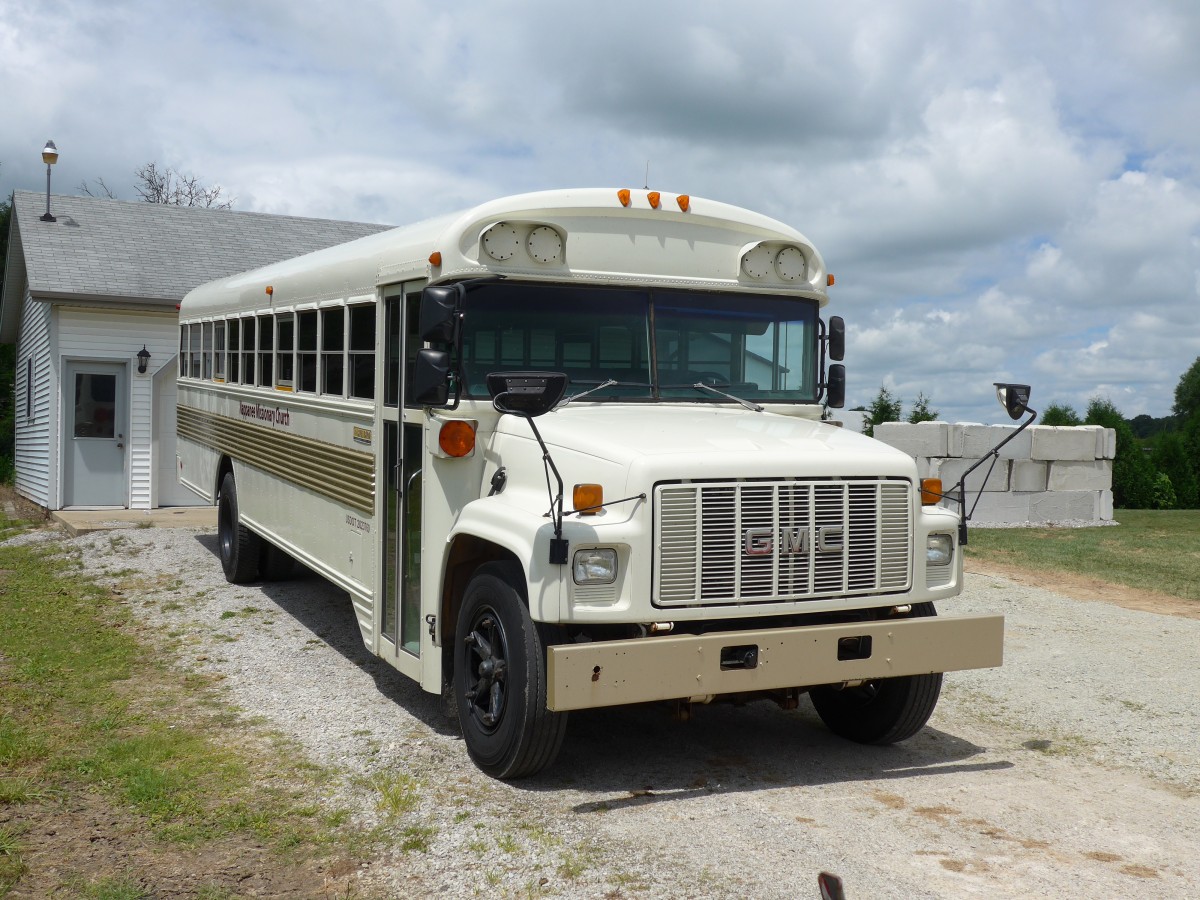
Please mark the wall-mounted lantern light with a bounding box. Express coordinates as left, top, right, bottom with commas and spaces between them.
137, 345, 151, 374
40, 140, 59, 222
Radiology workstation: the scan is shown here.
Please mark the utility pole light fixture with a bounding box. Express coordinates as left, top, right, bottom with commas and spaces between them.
40, 140, 59, 222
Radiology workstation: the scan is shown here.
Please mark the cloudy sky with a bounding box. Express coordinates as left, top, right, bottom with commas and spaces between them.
3, 0, 1198, 424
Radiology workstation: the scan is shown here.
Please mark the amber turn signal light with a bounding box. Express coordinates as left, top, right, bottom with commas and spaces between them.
920, 478, 943, 506
439, 420, 476, 458
617, 189, 631, 207
573, 483, 603, 515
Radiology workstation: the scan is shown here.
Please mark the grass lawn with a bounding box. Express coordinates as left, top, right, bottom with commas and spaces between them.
964, 509, 1200, 602
0, 510, 372, 897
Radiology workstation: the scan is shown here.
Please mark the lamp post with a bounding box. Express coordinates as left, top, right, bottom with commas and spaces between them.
40, 140, 59, 222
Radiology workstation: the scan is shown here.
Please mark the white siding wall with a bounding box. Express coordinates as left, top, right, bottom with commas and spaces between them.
57, 307, 180, 510
13, 293, 53, 507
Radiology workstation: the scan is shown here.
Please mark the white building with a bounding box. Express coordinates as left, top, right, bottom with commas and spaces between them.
1, 191, 387, 510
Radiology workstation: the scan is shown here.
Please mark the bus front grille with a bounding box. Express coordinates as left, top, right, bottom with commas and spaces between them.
654, 480, 912, 606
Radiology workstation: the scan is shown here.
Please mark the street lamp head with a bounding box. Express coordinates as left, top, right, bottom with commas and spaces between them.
42, 140, 59, 166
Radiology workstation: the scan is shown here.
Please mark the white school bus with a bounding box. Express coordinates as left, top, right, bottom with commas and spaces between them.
177, 188, 1008, 779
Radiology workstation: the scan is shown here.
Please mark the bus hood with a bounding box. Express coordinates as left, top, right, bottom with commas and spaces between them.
498, 405, 917, 480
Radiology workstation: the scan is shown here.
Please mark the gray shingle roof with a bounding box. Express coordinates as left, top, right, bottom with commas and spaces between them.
4, 190, 390, 306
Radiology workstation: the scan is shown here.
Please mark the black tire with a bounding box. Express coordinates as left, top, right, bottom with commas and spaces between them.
809, 603, 943, 745
454, 563, 567, 779
218, 471, 260, 584
259, 541, 296, 581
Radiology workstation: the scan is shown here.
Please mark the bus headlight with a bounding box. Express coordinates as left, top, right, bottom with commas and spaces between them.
573, 548, 617, 584
926, 534, 953, 567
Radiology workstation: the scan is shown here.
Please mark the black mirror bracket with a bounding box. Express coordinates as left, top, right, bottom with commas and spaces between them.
488, 372, 571, 565
953, 398, 1038, 545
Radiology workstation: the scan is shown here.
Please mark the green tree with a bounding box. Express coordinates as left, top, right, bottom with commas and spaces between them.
863, 385, 902, 437
1085, 398, 1156, 509
906, 391, 939, 424
1173, 356, 1200, 421
1153, 431, 1198, 509
1041, 402, 1082, 426
1171, 356, 1200, 504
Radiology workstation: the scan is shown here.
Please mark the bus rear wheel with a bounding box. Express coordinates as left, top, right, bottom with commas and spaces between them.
218, 471, 260, 584
808, 603, 942, 744
453, 564, 567, 779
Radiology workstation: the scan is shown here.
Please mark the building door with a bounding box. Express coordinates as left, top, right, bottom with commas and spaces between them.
63, 360, 127, 507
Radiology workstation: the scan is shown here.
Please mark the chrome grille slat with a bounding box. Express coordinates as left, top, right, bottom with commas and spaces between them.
654, 480, 913, 606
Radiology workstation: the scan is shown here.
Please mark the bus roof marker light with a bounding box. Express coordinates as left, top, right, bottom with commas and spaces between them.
676, 194, 690, 212
265, 285, 273, 296
647, 191, 661, 209
827, 274, 836, 286
617, 189, 631, 207
428, 251, 442, 267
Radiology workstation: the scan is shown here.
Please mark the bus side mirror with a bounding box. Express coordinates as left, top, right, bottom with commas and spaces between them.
828, 316, 845, 361
826, 364, 845, 409
995, 382, 1031, 420
487, 371, 568, 418
412, 348, 451, 406
419, 284, 463, 342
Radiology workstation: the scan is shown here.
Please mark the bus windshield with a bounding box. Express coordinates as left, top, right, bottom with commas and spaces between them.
459, 282, 819, 403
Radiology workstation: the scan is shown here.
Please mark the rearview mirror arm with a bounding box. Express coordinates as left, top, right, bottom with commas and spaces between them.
493, 394, 568, 565
952, 405, 1038, 545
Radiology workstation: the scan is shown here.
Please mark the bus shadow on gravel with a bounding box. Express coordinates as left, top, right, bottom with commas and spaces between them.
549, 702, 1014, 807
193, 534, 458, 736
195, 533, 1014, 794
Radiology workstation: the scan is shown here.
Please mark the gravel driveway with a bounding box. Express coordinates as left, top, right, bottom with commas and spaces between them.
32, 524, 1200, 898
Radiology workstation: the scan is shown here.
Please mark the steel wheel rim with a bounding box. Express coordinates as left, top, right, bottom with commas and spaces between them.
463, 605, 509, 735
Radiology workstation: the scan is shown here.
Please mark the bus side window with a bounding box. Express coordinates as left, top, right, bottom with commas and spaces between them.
214, 321, 226, 381
276, 313, 295, 389
298, 311, 318, 393
322, 308, 345, 396
179, 324, 189, 379
228, 319, 241, 383
189, 324, 202, 378
257, 314, 274, 387
349, 304, 375, 400
242, 317, 256, 385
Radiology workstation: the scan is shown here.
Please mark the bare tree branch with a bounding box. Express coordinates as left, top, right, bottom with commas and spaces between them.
133, 162, 234, 209
77, 177, 117, 199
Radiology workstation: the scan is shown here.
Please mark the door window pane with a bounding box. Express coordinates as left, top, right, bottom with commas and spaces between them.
73, 373, 116, 439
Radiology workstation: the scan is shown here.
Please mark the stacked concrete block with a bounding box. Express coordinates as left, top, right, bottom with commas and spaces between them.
870, 421, 1117, 527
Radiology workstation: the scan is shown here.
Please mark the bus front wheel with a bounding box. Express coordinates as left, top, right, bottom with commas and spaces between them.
453, 564, 567, 779
218, 472, 260, 584
808, 602, 942, 744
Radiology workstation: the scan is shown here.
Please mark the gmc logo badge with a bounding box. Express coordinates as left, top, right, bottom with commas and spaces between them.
743, 526, 844, 556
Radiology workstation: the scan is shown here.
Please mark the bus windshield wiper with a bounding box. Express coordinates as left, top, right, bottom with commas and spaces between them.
690, 381, 763, 412
559, 379, 619, 408
557, 379, 652, 406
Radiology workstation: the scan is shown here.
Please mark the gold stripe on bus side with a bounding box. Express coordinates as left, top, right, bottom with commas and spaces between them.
177, 405, 375, 514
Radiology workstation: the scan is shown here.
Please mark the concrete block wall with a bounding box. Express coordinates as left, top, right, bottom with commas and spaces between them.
872, 422, 1116, 525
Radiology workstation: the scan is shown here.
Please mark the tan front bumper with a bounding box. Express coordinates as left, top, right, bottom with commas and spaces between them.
546, 614, 1004, 712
